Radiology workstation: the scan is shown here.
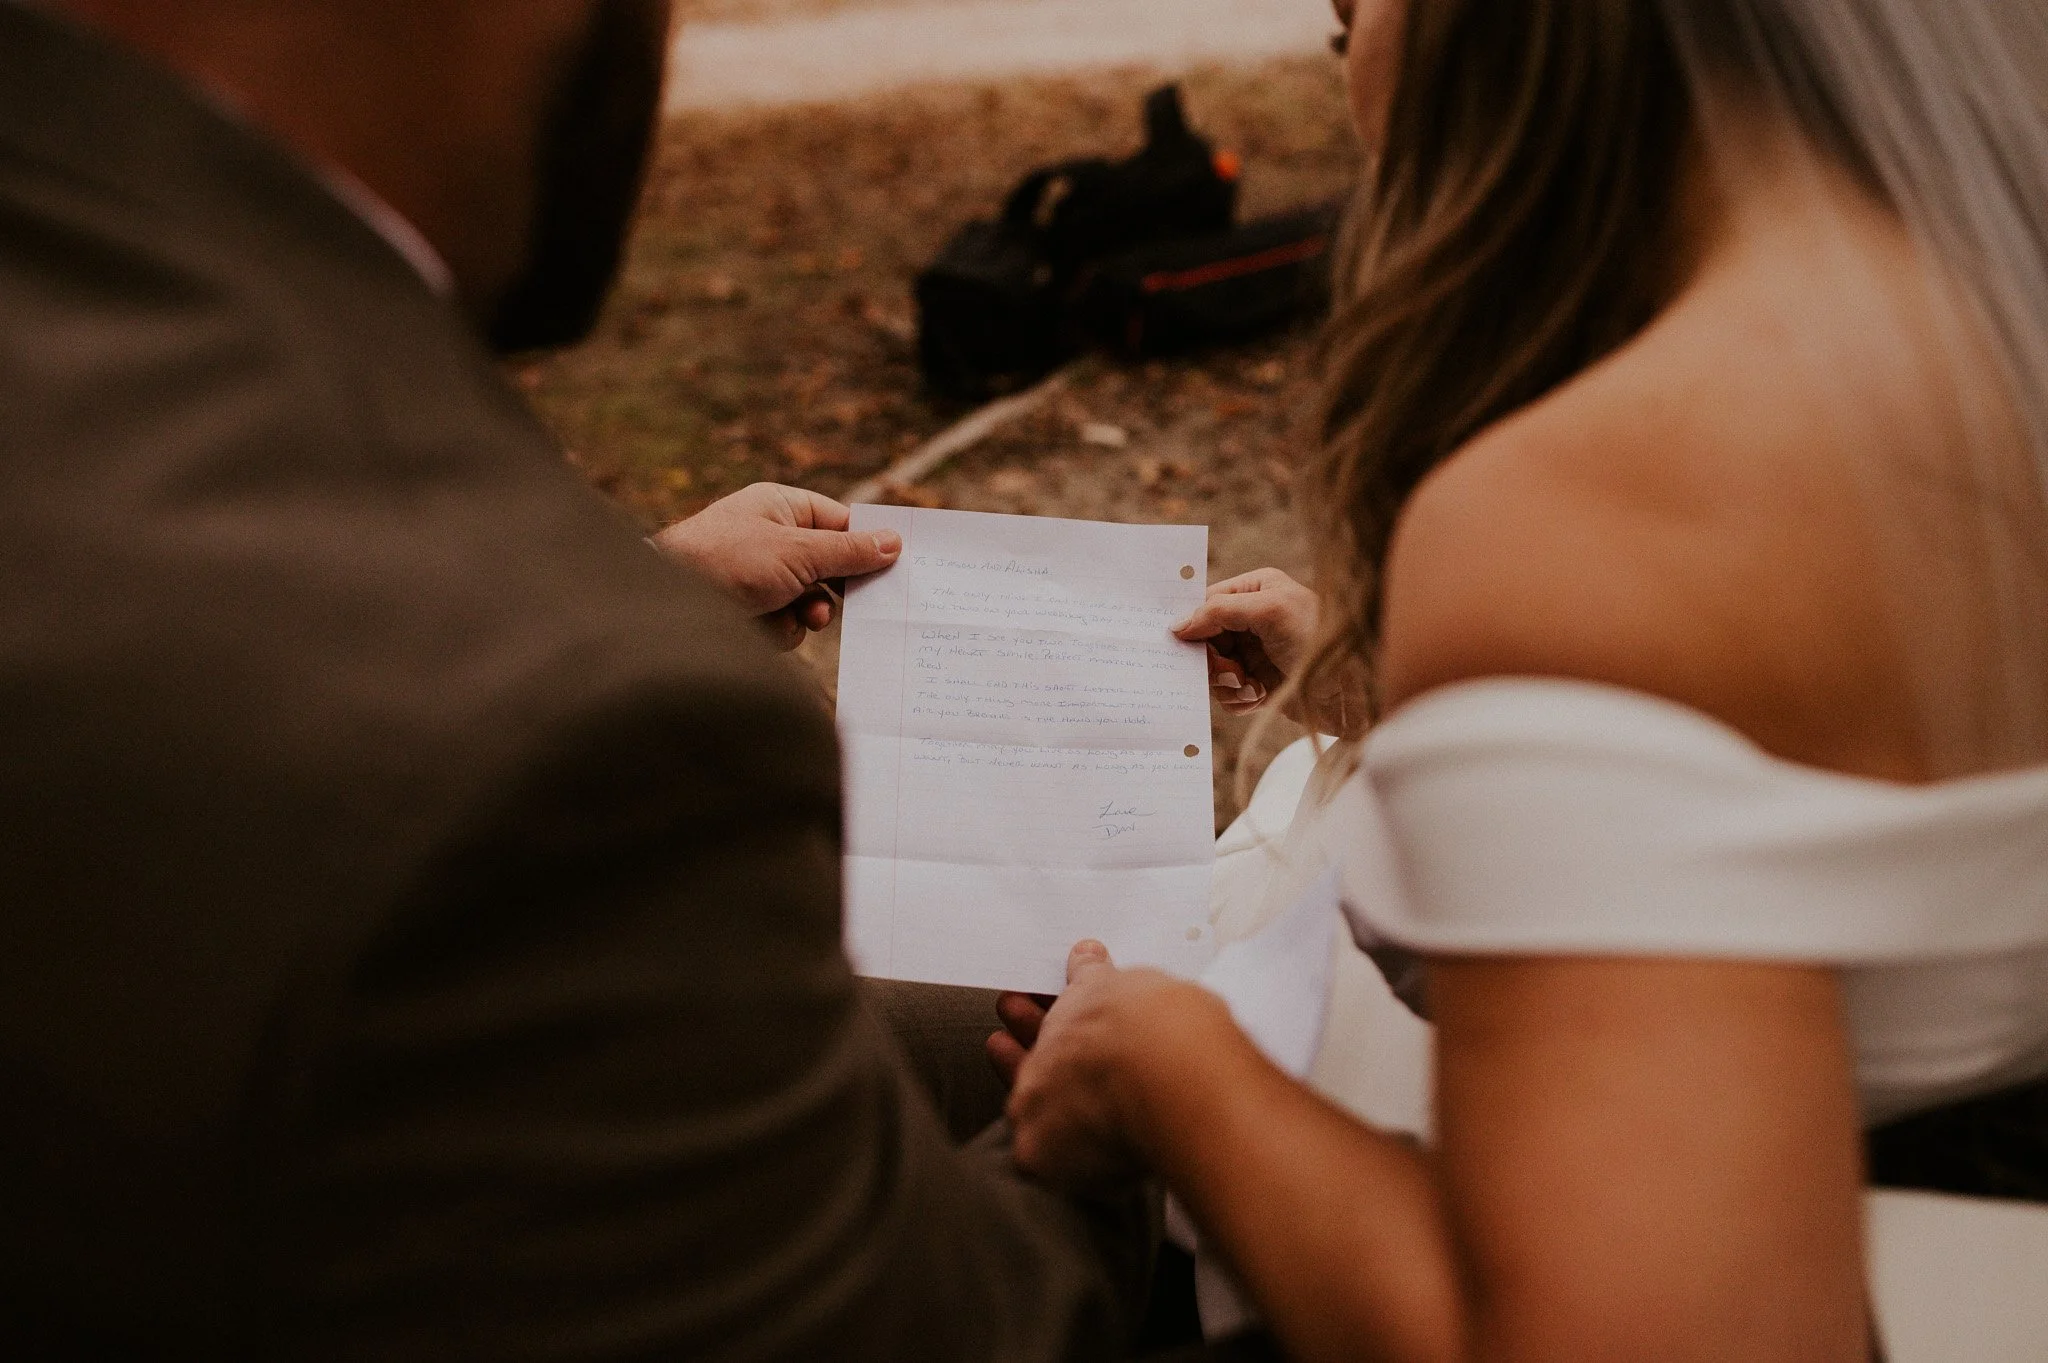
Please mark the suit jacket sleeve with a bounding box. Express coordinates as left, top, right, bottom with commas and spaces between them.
246, 649, 1151, 1362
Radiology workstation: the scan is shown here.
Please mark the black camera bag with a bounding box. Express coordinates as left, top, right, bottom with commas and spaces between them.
915, 85, 1238, 399
914, 217, 1065, 403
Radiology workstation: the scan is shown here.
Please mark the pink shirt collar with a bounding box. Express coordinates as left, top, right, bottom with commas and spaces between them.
315, 164, 458, 300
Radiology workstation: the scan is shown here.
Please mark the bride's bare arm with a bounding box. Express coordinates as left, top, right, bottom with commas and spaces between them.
1002, 946, 1467, 1363
1425, 956, 1866, 1360
1006, 943, 1866, 1362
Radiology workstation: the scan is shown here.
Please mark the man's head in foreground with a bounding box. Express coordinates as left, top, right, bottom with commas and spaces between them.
57, 0, 673, 350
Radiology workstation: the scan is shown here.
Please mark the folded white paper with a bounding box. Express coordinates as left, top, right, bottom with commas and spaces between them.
838, 506, 1217, 993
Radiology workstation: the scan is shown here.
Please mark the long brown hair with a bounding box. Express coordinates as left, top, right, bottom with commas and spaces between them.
1299, 0, 1692, 730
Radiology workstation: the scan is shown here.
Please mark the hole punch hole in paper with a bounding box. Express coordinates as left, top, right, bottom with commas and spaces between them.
1180, 565, 1196, 579
1185, 744, 1201, 758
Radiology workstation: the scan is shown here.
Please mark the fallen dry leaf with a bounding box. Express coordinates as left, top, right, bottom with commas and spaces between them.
879, 480, 946, 509
779, 362, 839, 404
859, 299, 917, 343
987, 468, 1038, 498
696, 273, 746, 305
826, 396, 879, 429
781, 435, 845, 471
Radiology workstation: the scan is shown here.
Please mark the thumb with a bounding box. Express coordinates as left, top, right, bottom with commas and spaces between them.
791, 526, 902, 585
1172, 592, 1274, 641
1067, 939, 1114, 984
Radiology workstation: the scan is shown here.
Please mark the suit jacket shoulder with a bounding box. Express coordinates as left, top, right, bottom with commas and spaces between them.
0, 9, 1144, 1360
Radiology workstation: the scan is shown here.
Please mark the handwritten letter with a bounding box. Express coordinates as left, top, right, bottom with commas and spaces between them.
838, 506, 1216, 993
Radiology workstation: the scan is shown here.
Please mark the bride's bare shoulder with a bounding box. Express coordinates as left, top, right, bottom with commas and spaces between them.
1377, 266, 1932, 775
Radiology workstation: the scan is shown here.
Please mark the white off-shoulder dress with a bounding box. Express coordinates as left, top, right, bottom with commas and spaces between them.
1192, 677, 2048, 1350
1323, 677, 2048, 1125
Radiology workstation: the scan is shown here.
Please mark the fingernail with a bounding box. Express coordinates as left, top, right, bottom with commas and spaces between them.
872, 530, 902, 557
1213, 672, 1241, 690
1244, 682, 1267, 702
1171, 616, 1193, 633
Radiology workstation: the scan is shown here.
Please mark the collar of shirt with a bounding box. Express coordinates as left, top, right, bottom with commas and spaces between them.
314, 165, 459, 300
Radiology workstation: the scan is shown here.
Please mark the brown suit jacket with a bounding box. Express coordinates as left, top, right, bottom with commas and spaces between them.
0, 7, 1145, 1358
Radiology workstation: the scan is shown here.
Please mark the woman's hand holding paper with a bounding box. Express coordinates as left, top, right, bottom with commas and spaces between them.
1174, 568, 1365, 733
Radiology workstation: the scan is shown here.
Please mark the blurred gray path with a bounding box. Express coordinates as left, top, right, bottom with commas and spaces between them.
668, 0, 1334, 110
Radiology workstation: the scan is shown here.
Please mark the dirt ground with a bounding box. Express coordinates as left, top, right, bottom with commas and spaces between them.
523, 56, 1359, 825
